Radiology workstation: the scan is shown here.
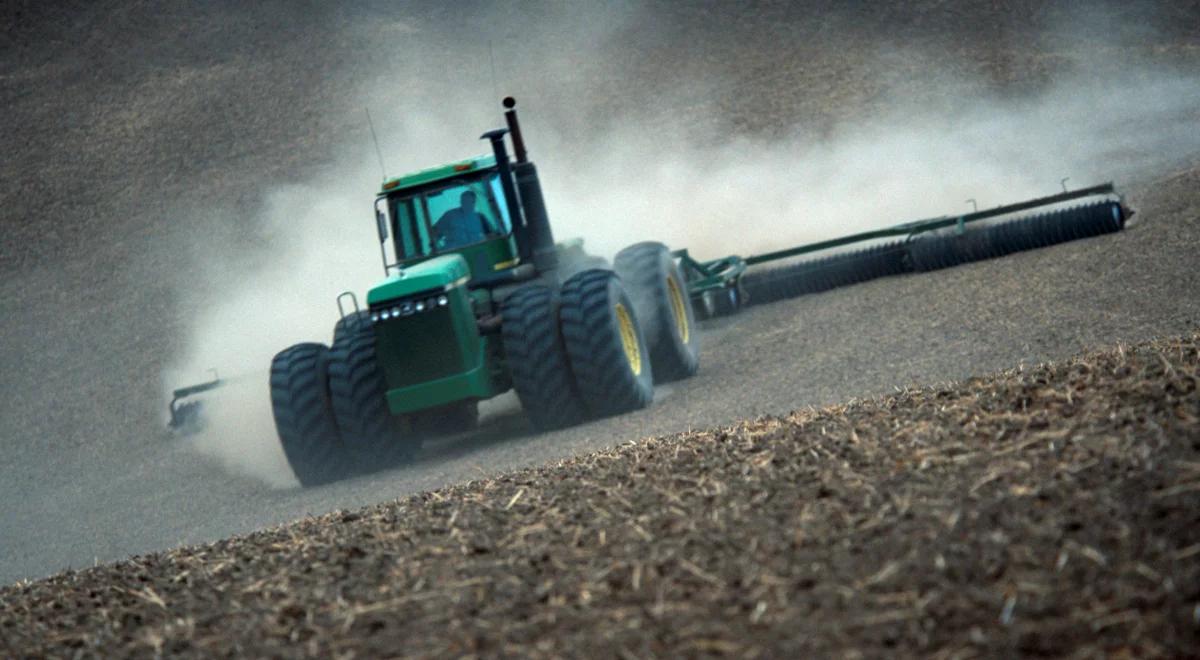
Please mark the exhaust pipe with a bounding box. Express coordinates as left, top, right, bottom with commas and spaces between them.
503, 96, 528, 164
480, 127, 524, 242
501, 97, 558, 274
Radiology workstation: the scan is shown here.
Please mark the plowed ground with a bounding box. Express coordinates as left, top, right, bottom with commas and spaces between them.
3, 2, 1200, 655
3, 331, 1197, 657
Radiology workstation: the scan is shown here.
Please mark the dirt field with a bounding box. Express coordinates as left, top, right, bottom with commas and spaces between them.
3, 330, 1197, 657
2, 1, 1199, 653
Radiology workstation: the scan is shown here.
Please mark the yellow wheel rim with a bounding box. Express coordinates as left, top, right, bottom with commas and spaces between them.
666, 275, 690, 344
614, 302, 642, 376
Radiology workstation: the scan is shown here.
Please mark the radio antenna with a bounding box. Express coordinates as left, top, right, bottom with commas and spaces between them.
488, 40, 499, 102
365, 107, 387, 182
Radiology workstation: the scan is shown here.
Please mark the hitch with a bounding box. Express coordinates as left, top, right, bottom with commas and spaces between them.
168, 370, 223, 432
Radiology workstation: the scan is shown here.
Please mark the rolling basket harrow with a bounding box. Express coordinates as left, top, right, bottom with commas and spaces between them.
677, 182, 1130, 315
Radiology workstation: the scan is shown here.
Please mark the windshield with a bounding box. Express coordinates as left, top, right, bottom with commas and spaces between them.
389, 171, 512, 260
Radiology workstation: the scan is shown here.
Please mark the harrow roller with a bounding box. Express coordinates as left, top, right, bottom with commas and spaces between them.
677, 182, 1131, 314
908, 201, 1123, 272
740, 241, 909, 305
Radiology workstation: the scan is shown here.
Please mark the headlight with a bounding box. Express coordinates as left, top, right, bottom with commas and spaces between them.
374, 291, 450, 321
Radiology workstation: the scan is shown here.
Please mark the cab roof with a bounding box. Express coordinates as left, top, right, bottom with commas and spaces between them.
380, 154, 498, 194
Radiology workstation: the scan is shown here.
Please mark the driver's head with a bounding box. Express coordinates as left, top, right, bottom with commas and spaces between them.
460, 191, 476, 210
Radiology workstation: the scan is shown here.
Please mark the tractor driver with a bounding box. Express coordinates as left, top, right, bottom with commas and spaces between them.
435, 190, 493, 249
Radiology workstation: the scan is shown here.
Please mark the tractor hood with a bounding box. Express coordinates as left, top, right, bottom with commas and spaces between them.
367, 254, 471, 305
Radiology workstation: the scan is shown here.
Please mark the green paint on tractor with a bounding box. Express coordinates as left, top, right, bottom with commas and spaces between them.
367, 254, 500, 415
381, 154, 497, 192
366, 254, 470, 305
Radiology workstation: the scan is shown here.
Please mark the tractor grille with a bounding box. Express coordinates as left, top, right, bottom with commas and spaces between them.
370, 286, 475, 390
369, 289, 450, 323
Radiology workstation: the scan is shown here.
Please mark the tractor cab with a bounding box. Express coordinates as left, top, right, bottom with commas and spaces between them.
371, 98, 561, 302
375, 155, 523, 287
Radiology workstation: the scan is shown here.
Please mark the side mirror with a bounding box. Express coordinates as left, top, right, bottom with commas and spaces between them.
375, 209, 389, 242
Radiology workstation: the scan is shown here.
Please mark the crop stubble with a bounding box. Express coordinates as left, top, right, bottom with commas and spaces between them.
2, 330, 1197, 657
2, 2, 1199, 654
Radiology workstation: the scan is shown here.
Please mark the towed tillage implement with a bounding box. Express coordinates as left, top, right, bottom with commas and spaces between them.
168, 97, 1131, 485
678, 182, 1129, 316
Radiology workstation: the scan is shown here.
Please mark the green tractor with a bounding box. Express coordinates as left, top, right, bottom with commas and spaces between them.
169, 99, 1132, 485
269, 97, 699, 485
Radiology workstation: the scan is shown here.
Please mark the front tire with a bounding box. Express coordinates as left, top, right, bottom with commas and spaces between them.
501, 283, 588, 430
559, 269, 654, 418
327, 320, 419, 467
269, 343, 350, 487
614, 242, 700, 382
332, 310, 371, 345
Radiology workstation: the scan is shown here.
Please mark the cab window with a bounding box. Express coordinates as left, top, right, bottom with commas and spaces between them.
393, 195, 432, 257
389, 172, 512, 259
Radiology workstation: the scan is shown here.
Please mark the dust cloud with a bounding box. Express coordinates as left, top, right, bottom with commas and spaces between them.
537, 71, 1199, 259
162, 157, 389, 487
165, 4, 1200, 486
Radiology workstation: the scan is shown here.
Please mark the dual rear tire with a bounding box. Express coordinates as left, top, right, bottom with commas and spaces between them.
614, 242, 700, 382
501, 285, 590, 430
270, 316, 419, 487
269, 343, 351, 487
559, 269, 655, 418
506, 271, 657, 432
327, 320, 420, 466
503, 245, 700, 429
503, 269, 654, 428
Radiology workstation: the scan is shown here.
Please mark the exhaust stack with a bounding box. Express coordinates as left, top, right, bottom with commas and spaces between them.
503, 96, 528, 164
501, 97, 558, 274
480, 127, 524, 238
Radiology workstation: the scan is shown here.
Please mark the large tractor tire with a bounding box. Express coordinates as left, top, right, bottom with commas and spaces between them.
269, 342, 350, 487
614, 242, 700, 382
327, 320, 419, 467
501, 283, 588, 430
332, 310, 371, 345
559, 269, 654, 418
